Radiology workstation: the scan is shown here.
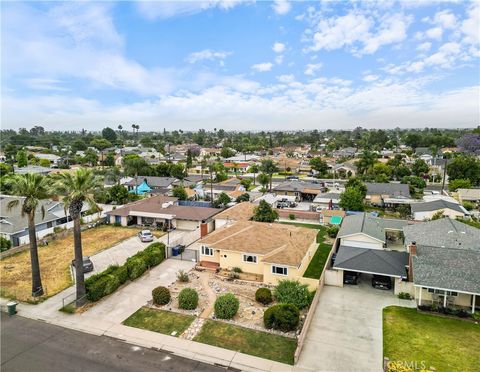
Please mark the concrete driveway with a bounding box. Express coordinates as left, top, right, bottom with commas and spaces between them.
296, 279, 415, 372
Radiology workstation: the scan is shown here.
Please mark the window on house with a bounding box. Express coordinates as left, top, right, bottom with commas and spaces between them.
271, 266, 288, 276
47, 221, 53, 228
243, 254, 257, 263
426, 288, 457, 296
201, 246, 213, 256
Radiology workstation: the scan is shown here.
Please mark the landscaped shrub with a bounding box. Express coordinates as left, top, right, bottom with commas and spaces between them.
152, 286, 170, 305
327, 225, 339, 238
263, 303, 300, 332
274, 280, 312, 310
178, 288, 198, 310
86, 276, 110, 302
214, 293, 239, 319
126, 257, 147, 280
177, 269, 189, 282
142, 242, 165, 267
115, 265, 129, 284
103, 274, 121, 296
232, 267, 243, 273
255, 287, 273, 305
289, 213, 296, 220
397, 292, 412, 300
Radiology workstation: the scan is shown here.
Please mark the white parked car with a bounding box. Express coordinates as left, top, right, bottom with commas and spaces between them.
138, 230, 154, 242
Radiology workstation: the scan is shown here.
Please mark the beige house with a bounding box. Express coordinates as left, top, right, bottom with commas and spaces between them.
213, 202, 256, 228
193, 221, 318, 287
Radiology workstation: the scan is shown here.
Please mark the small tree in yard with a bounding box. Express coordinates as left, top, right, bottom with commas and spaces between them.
172, 186, 188, 200
252, 200, 278, 222
257, 173, 270, 192
339, 188, 364, 211
448, 179, 471, 192
274, 280, 312, 310
327, 225, 339, 238
214, 293, 239, 319
216, 192, 231, 207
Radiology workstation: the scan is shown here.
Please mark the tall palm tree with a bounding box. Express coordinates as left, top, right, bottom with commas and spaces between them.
260, 159, 278, 192
248, 164, 259, 185
52, 169, 101, 306
5, 174, 51, 297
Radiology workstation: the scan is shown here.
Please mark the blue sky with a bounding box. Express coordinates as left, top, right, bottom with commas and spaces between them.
1, 1, 479, 131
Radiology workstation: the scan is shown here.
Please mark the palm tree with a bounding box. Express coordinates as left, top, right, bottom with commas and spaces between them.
260, 159, 278, 192
5, 174, 51, 297
52, 169, 101, 306
248, 164, 259, 185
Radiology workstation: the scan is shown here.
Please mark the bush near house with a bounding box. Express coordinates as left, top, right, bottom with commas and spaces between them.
0, 237, 11, 252
214, 293, 239, 319
85, 242, 166, 302
152, 286, 170, 305
255, 287, 273, 305
274, 280, 313, 310
264, 303, 300, 332
178, 288, 198, 310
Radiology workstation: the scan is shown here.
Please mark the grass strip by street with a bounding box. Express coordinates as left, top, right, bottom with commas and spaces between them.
0, 225, 163, 302
383, 306, 480, 372
193, 320, 297, 365
123, 307, 195, 337
280, 222, 332, 279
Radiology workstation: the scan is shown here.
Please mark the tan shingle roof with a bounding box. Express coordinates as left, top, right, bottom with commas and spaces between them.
199, 221, 317, 267
213, 202, 255, 221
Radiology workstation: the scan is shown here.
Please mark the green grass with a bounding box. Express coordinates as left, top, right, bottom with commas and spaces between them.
59, 303, 76, 314
383, 306, 480, 372
280, 222, 332, 279
193, 320, 297, 365
123, 307, 195, 337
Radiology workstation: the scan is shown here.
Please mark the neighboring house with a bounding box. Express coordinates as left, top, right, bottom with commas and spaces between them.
0, 195, 90, 246
332, 147, 357, 158
13, 165, 52, 175
201, 179, 246, 200
106, 195, 220, 236
273, 180, 325, 202
404, 219, 480, 313
312, 192, 341, 210
411, 200, 469, 221
194, 221, 318, 287
365, 182, 412, 206
457, 188, 480, 205
124, 176, 177, 195
331, 163, 357, 178
336, 213, 408, 250
33, 153, 63, 168
213, 202, 256, 228
319, 209, 345, 225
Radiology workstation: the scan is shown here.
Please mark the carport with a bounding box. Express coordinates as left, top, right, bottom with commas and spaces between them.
333, 245, 409, 288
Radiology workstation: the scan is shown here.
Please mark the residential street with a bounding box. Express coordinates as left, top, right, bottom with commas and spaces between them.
1, 313, 228, 372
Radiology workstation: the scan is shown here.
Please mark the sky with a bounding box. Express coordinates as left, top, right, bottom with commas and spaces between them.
1, 0, 479, 132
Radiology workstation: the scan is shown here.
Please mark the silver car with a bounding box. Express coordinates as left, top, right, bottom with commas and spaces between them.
138, 230, 154, 242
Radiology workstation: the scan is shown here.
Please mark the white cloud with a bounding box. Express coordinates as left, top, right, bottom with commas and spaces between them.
277, 74, 295, 83
425, 26, 443, 40
362, 74, 379, 82
135, 1, 245, 20
461, 2, 480, 45
362, 13, 412, 54
251, 62, 273, 72
272, 0, 291, 15
304, 63, 322, 76
433, 10, 457, 29
417, 42, 432, 52
186, 49, 232, 64
272, 42, 286, 53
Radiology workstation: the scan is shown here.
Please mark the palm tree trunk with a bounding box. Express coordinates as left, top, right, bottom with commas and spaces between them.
73, 216, 86, 306
269, 174, 273, 192
28, 214, 44, 297
253, 171, 256, 186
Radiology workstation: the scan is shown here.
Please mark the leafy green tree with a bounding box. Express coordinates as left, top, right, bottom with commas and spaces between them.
252, 200, 278, 222
260, 159, 279, 191
90, 138, 112, 151
412, 159, 429, 176
257, 173, 270, 192
102, 153, 115, 167
124, 158, 151, 193
0, 237, 11, 252
236, 193, 250, 202
0, 163, 13, 176
448, 179, 471, 192
309, 157, 328, 175
220, 147, 235, 159
38, 158, 51, 168
170, 163, 186, 180
216, 192, 231, 207
447, 156, 480, 186
344, 177, 367, 198
16, 150, 28, 167
172, 186, 188, 200
108, 184, 129, 204
52, 169, 102, 306
186, 149, 193, 170
101, 127, 117, 143
248, 164, 259, 185
5, 174, 52, 296
394, 165, 411, 180
71, 139, 87, 152
355, 150, 377, 175
339, 188, 364, 211
83, 149, 98, 166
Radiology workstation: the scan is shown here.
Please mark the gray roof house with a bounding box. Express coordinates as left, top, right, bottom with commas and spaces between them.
411, 199, 469, 220
366, 182, 411, 198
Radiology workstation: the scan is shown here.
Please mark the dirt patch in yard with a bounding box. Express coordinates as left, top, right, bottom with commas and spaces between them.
0, 226, 161, 302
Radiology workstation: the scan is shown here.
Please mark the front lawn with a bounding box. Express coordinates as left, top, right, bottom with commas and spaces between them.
0, 225, 159, 302
281, 222, 332, 279
123, 307, 194, 337
193, 320, 297, 365
383, 306, 480, 372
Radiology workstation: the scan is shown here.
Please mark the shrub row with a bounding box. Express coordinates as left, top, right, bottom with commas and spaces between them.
86, 242, 165, 302
418, 304, 472, 318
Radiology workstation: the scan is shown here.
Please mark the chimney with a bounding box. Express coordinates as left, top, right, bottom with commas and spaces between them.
407, 241, 416, 282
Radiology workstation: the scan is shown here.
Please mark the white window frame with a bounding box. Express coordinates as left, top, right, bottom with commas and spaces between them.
201, 245, 214, 256
242, 254, 257, 264
426, 288, 458, 296
271, 265, 288, 276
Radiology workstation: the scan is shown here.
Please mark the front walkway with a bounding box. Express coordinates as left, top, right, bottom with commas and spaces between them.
296, 281, 415, 372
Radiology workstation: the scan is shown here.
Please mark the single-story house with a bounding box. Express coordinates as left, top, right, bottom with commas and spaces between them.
193, 221, 318, 287
124, 177, 177, 194
273, 180, 325, 202
213, 202, 256, 229
0, 195, 90, 246
365, 182, 412, 206
411, 199, 469, 221
331, 163, 357, 178
457, 188, 480, 205
106, 195, 221, 237
223, 162, 250, 173
13, 165, 52, 175
33, 153, 63, 168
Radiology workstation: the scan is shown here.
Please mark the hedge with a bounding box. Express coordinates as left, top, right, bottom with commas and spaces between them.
85, 242, 166, 302
264, 303, 300, 332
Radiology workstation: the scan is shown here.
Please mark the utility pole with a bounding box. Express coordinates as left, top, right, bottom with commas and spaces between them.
441, 158, 448, 192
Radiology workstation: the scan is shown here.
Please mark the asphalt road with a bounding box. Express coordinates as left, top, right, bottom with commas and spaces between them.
1, 313, 231, 372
